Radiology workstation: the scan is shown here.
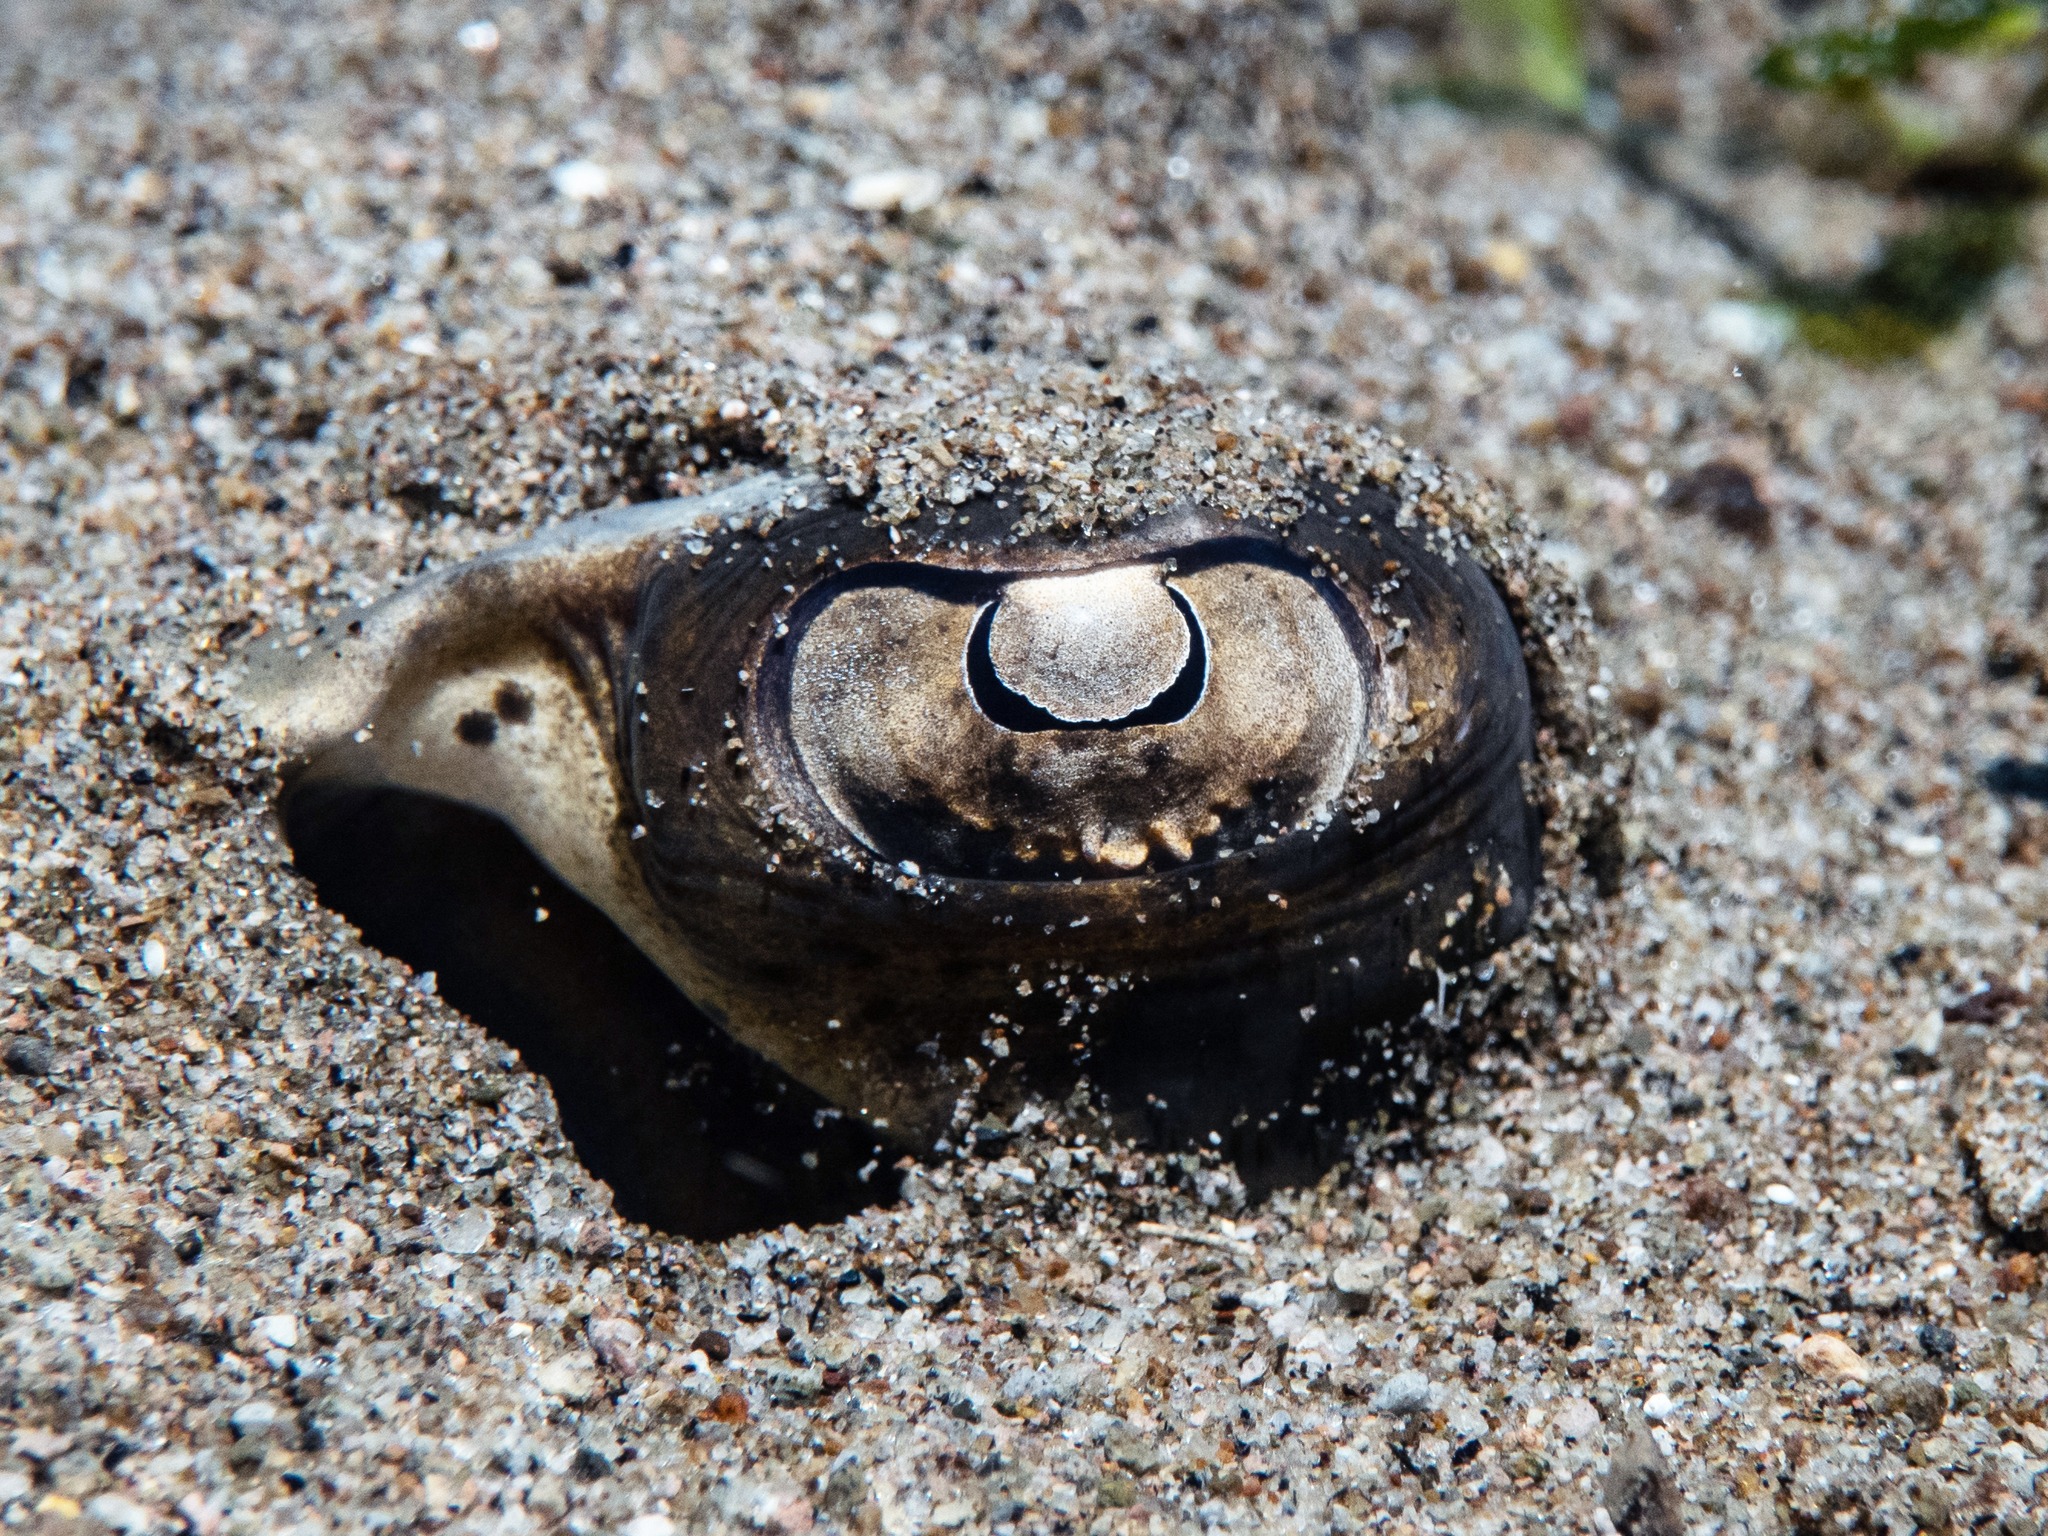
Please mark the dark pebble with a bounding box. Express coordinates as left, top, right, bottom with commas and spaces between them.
1664, 460, 1772, 544
3, 1036, 54, 1077
691, 1328, 732, 1362
1983, 757, 2048, 803
1917, 1323, 1956, 1360
1679, 1177, 1746, 1226
123, 1289, 174, 1333
1870, 1368, 1947, 1430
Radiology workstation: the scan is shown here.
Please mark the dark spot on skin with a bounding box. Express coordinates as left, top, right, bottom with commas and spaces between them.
456, 710, 498, 746
493, 681, 534, 724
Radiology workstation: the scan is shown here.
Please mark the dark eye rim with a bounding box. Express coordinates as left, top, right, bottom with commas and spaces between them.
962, 584, 1210, 733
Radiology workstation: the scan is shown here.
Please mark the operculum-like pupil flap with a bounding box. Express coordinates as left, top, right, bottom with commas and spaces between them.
982, 565, 1196, 725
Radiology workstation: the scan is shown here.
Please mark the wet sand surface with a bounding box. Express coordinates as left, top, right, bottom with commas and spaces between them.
3, 3, 2047, 1533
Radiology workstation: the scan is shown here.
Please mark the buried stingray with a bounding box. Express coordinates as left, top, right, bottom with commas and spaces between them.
239, 360, 1624, 1234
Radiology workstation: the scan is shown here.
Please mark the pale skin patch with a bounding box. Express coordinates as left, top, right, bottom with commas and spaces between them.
237, 475, 807, 1021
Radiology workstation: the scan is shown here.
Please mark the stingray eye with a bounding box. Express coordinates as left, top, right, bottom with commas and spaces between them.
622, 484, 1552, 1171
772, 551, 1364, 875
247, 451, 1598, 1232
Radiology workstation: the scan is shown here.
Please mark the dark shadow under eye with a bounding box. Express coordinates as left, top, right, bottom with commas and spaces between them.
964, 586, 1208, 732
280, 783, 900, 1239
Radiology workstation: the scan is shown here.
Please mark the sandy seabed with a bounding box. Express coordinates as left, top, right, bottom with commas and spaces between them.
3, 2, 2047, 1533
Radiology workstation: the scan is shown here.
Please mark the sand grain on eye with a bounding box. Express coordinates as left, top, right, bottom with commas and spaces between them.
1, 0, 2046, 1533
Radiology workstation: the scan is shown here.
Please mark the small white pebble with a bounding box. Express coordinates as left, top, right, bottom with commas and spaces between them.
551, 160, 613, 202
456, 19, 500, 54
1764, 1182, 1797, 1206
140, 937, 169, 977
1794, 1332, 1869, 1383
250, 1313, 300, 1351
842, 167, 943, 213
